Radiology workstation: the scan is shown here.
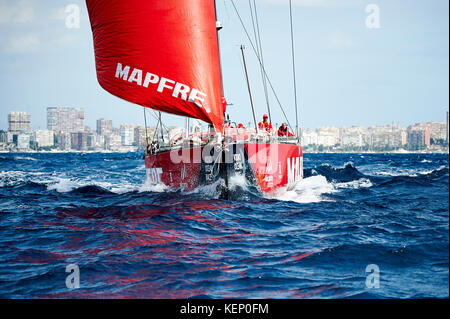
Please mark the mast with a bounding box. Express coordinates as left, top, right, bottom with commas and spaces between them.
289, 0, 300, 137
214, 0, 225, 100
240, 45, 258, 132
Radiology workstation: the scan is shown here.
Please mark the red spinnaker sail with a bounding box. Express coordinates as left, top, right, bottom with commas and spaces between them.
86, 0, 224, 132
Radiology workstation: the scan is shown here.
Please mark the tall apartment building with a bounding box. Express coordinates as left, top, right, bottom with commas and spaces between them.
96, 118, 113, 136
407, 126, 431, 147
8, 112, 31, 133
70, 132, 88, 151
47, 107, 84, 133
408, 122, 446, 142
120, 124, 140, 146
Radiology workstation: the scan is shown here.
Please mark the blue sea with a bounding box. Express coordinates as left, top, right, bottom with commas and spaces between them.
0, 152, 448, 298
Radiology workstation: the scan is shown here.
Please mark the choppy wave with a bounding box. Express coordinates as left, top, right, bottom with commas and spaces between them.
0, 152, 448, 299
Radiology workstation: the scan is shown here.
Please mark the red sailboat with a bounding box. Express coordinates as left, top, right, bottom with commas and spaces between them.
86, 0, 303, 198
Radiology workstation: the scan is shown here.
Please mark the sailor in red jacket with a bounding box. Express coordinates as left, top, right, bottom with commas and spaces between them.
258, 114, 273, 133
278, 122, 294, 137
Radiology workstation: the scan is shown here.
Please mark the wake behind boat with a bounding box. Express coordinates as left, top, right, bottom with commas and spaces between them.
86, 0, 303, 198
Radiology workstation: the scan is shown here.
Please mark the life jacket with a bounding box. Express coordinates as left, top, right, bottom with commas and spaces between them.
258, 121, 273, 133
278, 126, 293, 137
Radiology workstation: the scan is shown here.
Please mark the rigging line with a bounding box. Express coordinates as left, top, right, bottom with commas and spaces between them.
159, 112, 164, 142
248, 0, 271, 123
230, 0, 292, 131
143, 107, 149, 153
289, 0, 300, 136
252, 0, 272, 123
150, 110, 170, 133
142, 106, 148, 148
152, 113, 160, 142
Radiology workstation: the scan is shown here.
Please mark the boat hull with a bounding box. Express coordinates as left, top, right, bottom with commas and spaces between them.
144, 141, 303, 197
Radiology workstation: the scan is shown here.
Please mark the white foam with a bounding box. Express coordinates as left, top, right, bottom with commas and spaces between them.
228, 174, 249, 191
359, 164, 446, 178
139, 178, 170, 193
186, 178, 224, 199
47, 178, 80, 193
335, 178, 373, 189
14, 156, 37, 161
269, 175, 336, 204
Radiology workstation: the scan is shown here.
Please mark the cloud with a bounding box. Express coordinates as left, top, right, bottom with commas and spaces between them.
0, 0, 34, 23
1, 34, 39, 53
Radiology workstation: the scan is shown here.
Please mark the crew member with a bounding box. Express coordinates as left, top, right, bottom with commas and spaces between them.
278, 123, 294, 137
258, 114, 273, 133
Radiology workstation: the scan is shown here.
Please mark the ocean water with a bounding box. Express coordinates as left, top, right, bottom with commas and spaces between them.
0, 152, 448, 299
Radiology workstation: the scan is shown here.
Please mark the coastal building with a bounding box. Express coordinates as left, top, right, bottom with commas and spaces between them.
106, 134, 122, 151
8, 112, 31, 133
367, 125, 406, 149
301, 129, 318, 146
47, 107, 84, 133
87, 132, 105, 150
34, 130, 54, 148
408, 122, 446, 143
0, 130, 7, 143
407, 126, 431, 147
96, 118, 113, 136
120, 124, 140, 146
134, 126, 155, 148
16, 134, 30, 151
70, 132, 88, 151
316, 127, 339, 147
340, 126, 367, 147
447, 111, 449, 143
55, 132, 71, 151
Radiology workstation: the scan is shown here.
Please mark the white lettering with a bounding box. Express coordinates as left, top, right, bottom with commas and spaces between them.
173, 82, 191, 100
128, 68, 143, 86
287, 157, 301, 185
157, 77, 175, 93
188, 89, 207, 108
143, 72, 159, 87
146, 168, 163, 184
115, 62, 209, 107
115, 63, 130, 81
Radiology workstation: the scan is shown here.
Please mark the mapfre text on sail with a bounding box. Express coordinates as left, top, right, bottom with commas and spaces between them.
115, 63, 209, 112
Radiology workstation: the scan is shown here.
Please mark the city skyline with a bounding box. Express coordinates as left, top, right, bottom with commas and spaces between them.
1, 107, 448, 153
0, 106, 448, 133
0, 0, 448, 131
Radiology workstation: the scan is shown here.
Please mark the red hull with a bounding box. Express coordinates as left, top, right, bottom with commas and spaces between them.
145, 142, 303, 196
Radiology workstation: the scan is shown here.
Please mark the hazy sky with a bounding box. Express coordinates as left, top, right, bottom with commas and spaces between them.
0, 0, 448, 131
